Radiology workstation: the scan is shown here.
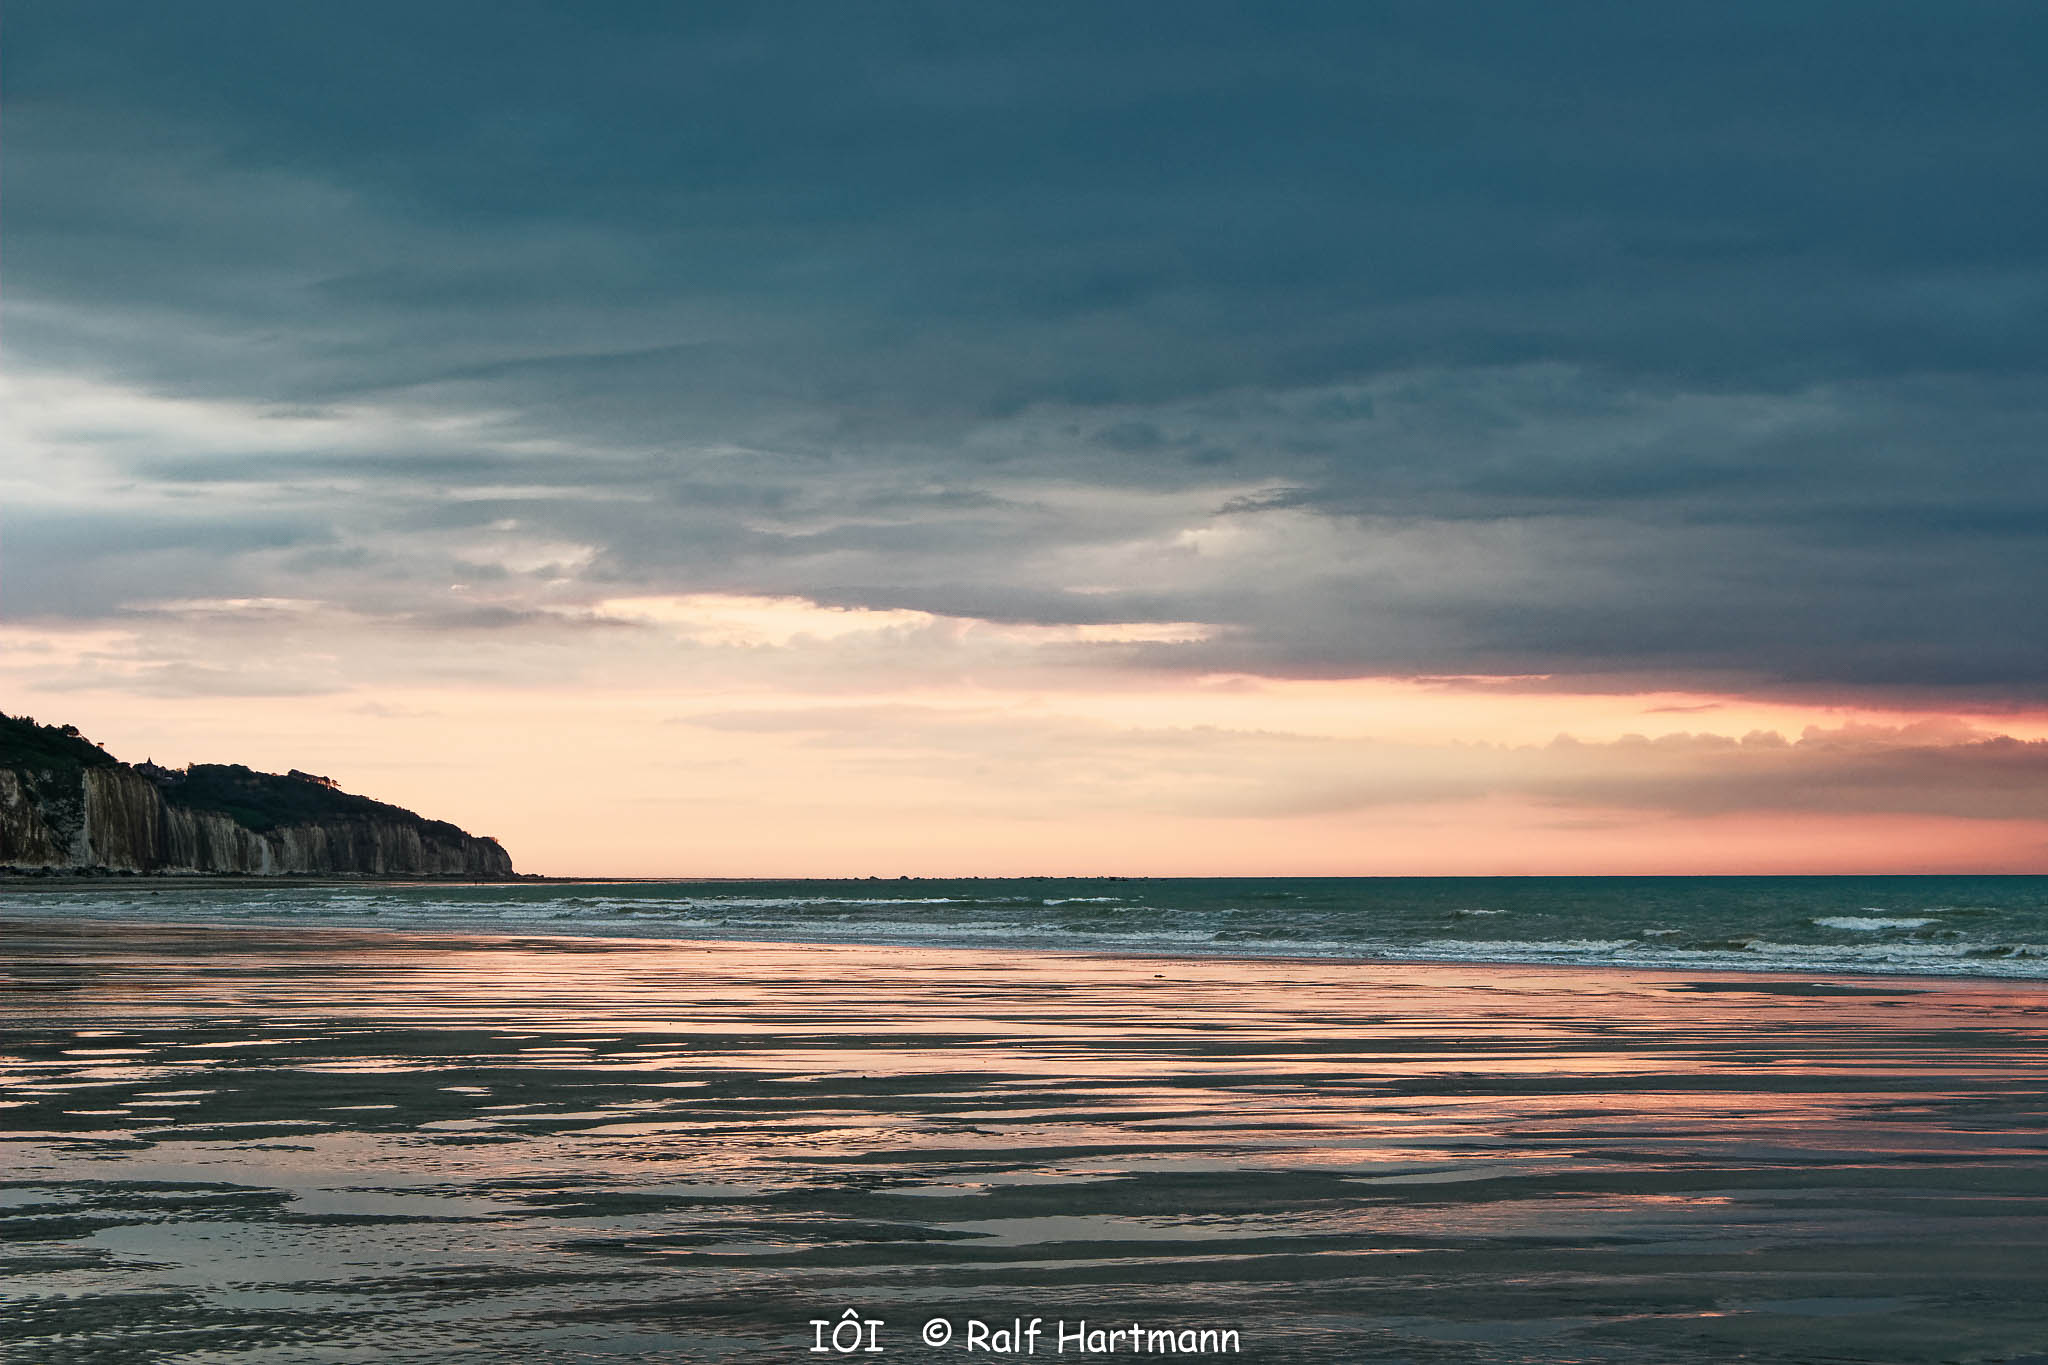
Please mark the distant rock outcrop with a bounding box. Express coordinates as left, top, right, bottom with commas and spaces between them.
0, 713, 514, 877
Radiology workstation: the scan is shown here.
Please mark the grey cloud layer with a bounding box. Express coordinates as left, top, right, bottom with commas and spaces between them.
8, 3, 2046, 694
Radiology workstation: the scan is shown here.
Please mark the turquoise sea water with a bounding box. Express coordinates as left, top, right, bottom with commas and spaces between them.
17, 874, 2048, 978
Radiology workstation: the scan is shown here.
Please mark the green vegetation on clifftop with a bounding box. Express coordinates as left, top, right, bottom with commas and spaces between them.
168, 764, 468, 836
0, 714, 119, 773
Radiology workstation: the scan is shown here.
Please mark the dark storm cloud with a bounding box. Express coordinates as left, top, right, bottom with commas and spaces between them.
7, 2, 2047, 692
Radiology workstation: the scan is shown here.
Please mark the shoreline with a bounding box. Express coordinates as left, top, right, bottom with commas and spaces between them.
0, 872, 560, 891
2, 905, 2035, 991
12, 870, 2048, 890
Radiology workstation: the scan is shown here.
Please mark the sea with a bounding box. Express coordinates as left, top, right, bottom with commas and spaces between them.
18, 873, 2048, 978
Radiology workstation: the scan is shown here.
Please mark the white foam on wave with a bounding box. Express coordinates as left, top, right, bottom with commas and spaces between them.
1418, 937, 1637, 954
1364, 935, 2048, 979
1814, 915, 1939, 931
26, 887, 2048, 981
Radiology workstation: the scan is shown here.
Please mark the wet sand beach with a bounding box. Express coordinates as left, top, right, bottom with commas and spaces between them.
3, 916, 2046, 1363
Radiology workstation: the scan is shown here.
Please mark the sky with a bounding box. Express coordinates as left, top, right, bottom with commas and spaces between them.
4, 2, 2047, 875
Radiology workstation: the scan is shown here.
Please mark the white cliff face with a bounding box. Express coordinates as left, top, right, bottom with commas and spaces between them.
0, 768, 71, 868
2, 766, 513, 876
81, 767, 166, 870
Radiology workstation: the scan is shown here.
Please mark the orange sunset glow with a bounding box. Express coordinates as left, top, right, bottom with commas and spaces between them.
5, 594, 2045, 875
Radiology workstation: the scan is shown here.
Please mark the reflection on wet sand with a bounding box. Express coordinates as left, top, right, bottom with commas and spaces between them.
3, 918, 2046, 1363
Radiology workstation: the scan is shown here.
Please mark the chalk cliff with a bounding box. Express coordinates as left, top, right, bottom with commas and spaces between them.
1, 714, 513, 877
